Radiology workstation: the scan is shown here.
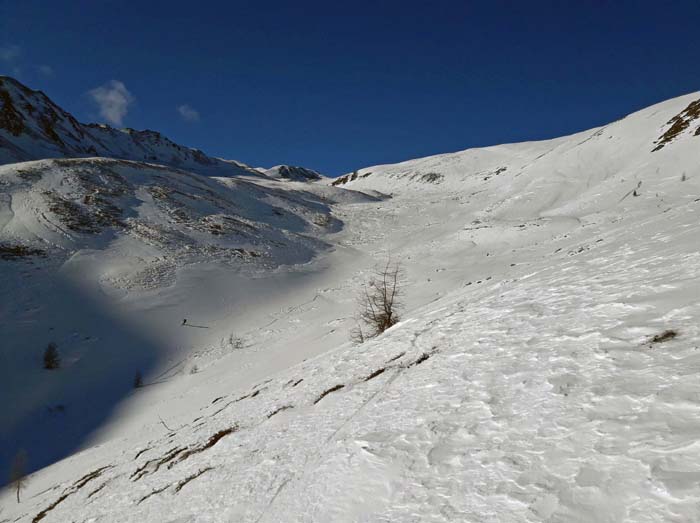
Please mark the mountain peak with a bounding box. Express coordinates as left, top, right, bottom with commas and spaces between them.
264, 164, 323, 181
0, 76, 260, 178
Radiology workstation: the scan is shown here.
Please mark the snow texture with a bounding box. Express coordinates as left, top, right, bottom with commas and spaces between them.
1, 86, 700, 522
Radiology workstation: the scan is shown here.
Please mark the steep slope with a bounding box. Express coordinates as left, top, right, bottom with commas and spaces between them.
2, 92, 700, 522
331, 91, 700, 214
0, 156, 362, 483
0, 76, 261, 177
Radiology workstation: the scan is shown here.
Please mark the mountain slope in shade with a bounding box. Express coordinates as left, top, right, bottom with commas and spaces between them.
0, 156, 366, 483
0, 76, 261, 178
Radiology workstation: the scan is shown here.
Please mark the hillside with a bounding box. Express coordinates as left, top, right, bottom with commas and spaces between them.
0, 76, 261, 178
263, 165, 323, 182
0, 153, 383, 484
1, 91, 700, 522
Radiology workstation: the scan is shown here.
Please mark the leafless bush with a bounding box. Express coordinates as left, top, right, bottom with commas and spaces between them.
228, 334, 246, 350
351, 260, 404, 344
9, 450, 27, 503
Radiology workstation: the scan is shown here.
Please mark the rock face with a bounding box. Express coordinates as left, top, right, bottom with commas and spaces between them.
263, 164, 323, 181
0, 76, 261, 177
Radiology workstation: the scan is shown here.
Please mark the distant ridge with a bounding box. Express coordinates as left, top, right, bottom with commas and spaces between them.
0, 76, 261, 178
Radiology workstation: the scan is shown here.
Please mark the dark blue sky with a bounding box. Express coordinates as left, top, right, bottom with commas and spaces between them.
1, 1, 698, 175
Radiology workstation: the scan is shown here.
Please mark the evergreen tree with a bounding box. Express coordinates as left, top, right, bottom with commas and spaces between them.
43, 342, 60, 370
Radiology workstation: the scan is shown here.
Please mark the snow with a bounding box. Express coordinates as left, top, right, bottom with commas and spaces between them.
0, 76, 262, 179
1, 90, 700, 522
263, 165, 323, 182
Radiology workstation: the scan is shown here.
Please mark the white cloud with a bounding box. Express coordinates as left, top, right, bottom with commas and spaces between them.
37, 64, 53, 76
177, 104, 200, 122
88, 80, 134, 126
0, 44, 21, 62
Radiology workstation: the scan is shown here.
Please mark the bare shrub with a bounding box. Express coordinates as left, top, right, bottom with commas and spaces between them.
649, 329, 678, 344
9, 449, 27, 503
228, 334, 245, 350
351, 260, 404, 344
133, 371, 143, 388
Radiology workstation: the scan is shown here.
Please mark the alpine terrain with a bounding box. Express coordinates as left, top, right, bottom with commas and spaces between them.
1, 77, 700, 522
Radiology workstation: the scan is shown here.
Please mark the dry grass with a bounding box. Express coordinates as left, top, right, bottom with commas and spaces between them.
313, 384, 345, 405
0, 243, 46, 260
649, 329, 678, 344
653, 99, 700, 151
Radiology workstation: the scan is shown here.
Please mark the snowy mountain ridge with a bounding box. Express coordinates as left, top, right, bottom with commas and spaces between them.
263, 165, 323, 182
1, 89, 700, 522
331, 90, 700, 197
0, 76, 261, 178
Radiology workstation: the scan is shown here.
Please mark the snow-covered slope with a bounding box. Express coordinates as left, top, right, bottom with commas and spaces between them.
331, 92, 700, 203
0, 76, 261, 178
0, 156, 372, 484
2, 92, 700, 522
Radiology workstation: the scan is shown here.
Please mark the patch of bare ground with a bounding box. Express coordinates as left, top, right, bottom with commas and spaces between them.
167, 426, 238, 469
649, 329, 678, 345
407, 353, 430, 367
363, 367, 387, 381
267, 405, 294, 419
33, 466, 111, 522
313, 384, 345, 405
136, 484, 170, 505
131, 447, 187, 482
0, 243, 46, 260
653, 99, 700, 151
174, 467, 214, 493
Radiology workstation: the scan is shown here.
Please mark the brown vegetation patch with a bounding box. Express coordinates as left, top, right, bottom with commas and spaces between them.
131, 447, 186, 482
0, 243, 46, 260
649, 329, 678, 344
267, 405, 294, 418
87, 481, 109, 499
174, 467, 214, 493
0, 86, 25, 136
313, 384, 345, 405
410, 172, 443, 184
44, 191, 101, 233
653, 99, 700, 151
387, 352, 406, 363
16, 168, 43, 181
136, 484, 170, 505
408, 353, 430, 367
133, 447, 151, 460
363, 367, 387, 382
167, 427, 238, 468
33, 466, 111, 522
38, 109, 64, 146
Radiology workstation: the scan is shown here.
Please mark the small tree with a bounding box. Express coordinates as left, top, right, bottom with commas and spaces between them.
43, 342, 60, 370
9, 450, 27, 503
133, 371, 143, 389
351, 260, 404, 344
